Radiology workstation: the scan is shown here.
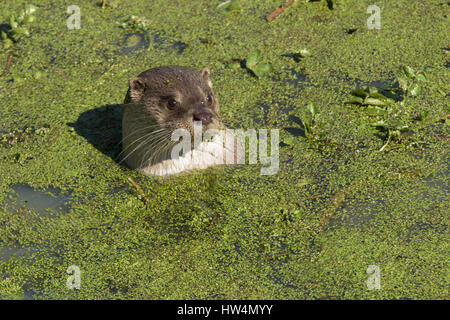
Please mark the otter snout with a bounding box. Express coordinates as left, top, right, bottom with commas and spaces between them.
193, 110, 212, 125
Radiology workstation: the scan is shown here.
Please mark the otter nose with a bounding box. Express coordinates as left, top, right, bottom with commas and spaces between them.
193, 112, 212, 125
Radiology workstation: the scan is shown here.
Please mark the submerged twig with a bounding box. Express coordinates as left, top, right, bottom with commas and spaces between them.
0, 52, 13, 79
266, 0, 295, 22
127, 176, 150, 204
378, 133, 392, 152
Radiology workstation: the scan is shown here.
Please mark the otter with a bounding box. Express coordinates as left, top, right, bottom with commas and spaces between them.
121, 66, 242, 176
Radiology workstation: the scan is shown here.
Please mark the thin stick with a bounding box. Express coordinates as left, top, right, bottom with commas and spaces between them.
379, 133, 392, 152
127, 176, 150, 204
266, 0, 295, 22
0, 52, 13, 79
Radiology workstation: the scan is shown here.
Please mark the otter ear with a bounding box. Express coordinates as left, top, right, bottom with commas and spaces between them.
129, 77, 146, 101
201, 67, 213, 88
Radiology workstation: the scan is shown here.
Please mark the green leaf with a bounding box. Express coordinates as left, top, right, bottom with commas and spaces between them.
306, 102, 317, 117
218, 0, 241, 12
226, 0, 242, 12
299, 48, 310, 57
391, 122, 409, 131
24, 4, 37, 15
1, 31, 7, 40
246, 49, 260, 69
402, 65, 415, 79
391, 130, 401, 138
9, 16, 18, 29
367, 91, 391, 101
365, 98, 387, 106
217, 0, 231, 8
409, 83, 419, 96
10, 26, 29, 36
251, 63, 273, 78
227, 62, 241, 70
17, 10, 25, 23
303, 120, 312, 136
22, 15, 35, 24
415, 72, 427, 82
345, 97, 364, 105
282, 135, 295, 146
397, 77, 409, 91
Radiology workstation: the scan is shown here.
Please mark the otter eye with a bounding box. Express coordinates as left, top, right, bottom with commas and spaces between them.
206, 94, 212, 103
167, 99, 178, 109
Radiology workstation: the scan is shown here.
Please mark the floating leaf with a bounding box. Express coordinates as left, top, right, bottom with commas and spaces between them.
303, 120, 312, 136
299, 48, 310, 56
11, 27, 29, 36
397, 77, 409, 91
365, 98, 387, 106
402, 65, 415, 79
251, 63, 273, 78
291, 49, 310, 62
365, 106, 388, 115
391, 121, 409, 131
22, 15, 35, 24
9, 16, 18, 29
306, 102, 317, 117
24, 4, 37, 15
282, 135, 295, 146
17, 10, 25, 23
226, 0, 242, 12
345, 97, 364, 105
217, 0, 231, 8
246, 49, 260, 69
218, 0, 241, 12
415, 72, 427, 82
409, 83, 420, 96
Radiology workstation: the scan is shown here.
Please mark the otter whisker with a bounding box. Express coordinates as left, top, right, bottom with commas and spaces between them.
119, 129, 168, 165
118, 128, 167, 159
139, 133, 173, 168
119, 123, 163, 145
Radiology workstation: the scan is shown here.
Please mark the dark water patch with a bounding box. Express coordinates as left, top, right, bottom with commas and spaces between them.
116, 33, 149, 55
285, 69, 309, 89
0, 245, 32, 262
69, 104, 122, 163
328, 199, 379, 229
4, 184, 72, 217
153, 32, 187, 54
116, 32, 187, 56
323, 71, 397, 91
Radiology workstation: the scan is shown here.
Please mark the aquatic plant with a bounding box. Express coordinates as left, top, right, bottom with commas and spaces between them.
245, 49, 274, 78
1, 4, 37, 49
396, 65, 427, 103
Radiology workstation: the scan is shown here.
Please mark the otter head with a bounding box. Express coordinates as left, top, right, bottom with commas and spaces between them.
122, 66, 222, 169
127, 66, 221, 136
